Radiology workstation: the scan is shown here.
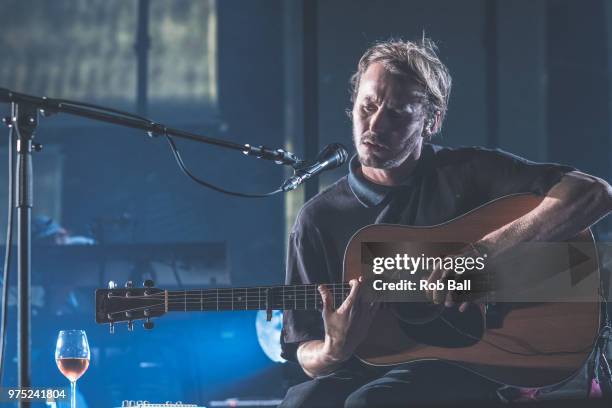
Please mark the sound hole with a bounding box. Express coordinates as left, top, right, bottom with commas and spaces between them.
393, 303, 485, 348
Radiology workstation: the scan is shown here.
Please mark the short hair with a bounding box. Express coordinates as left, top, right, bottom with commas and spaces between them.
350, 38, 452, 129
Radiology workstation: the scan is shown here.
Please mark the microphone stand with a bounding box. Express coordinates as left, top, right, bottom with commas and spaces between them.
0, 87, 302, 407
10, 101, 37, 406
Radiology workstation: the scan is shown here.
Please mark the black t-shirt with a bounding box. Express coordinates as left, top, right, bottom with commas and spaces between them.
281, 143, 575, 362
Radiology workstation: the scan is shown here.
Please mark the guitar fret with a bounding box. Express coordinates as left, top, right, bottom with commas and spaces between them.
332, 284, 336, 309
311, 284, 314, 310
309, 285, 313, 310
308, 285, 312, 311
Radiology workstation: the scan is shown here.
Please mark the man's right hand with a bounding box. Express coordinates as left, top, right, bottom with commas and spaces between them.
296, 277, 379, 377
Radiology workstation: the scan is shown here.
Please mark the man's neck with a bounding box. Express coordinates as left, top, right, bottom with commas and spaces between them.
361, 148, 422, 186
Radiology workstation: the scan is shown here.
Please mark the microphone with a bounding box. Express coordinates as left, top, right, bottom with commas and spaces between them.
281, 143, 349, 192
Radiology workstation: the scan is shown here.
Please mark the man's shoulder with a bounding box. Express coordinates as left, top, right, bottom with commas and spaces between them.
429, 143, 516, 161
292, 176, 352, 232
427, 143, 529, 169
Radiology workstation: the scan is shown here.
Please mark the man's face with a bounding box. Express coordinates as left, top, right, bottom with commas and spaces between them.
352, 62, 429, 169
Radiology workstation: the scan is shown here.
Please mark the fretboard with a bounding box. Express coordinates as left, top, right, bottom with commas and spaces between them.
164, 283, 351, 312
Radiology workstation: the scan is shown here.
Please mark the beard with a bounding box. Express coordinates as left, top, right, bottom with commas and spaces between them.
353, 130, 421, 169
359, 150, 402, 169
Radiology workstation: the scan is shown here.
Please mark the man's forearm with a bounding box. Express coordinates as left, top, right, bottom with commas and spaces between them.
296, 340, 345, 378
479, 171, 612, 255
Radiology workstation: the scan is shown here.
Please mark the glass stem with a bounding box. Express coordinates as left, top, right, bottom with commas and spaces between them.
71, 380, 76, 408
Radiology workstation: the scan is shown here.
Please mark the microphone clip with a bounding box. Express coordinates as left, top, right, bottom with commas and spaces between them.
280, 143, 348, 192
243, 144, 301, 166
281, 164, 315, 192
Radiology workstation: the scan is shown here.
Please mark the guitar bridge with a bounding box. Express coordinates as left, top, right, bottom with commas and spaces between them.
265, 288, 273, 321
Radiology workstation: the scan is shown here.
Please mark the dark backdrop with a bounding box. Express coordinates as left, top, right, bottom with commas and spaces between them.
0, 0, 610, 406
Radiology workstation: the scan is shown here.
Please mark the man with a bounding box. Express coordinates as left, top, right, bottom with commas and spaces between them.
280, 38, 612, 407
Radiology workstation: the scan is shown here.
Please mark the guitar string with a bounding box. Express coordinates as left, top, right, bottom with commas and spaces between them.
107, 279, 570, 316
115, 290, 488, 301
106, 280, 492, 316
108, 292, 488, 303
106, 297, 347, 308
108, 291, 491, 314
106, 283, 353, 300
108, 288, 490, 312
107, 294, 343, 309
106, 294, 350, 304
112, 297, 491, 311
135, 285, 489, 300
109, 300, 470, 318
109, 292, 352, 300
129, 298, 342, 308
107, 280, 491, 301
106, 294, 352, 315
131, 303, 334, 314
107, 299, 334, 316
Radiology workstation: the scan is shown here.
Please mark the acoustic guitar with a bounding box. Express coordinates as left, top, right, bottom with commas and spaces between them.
95, 193, 601, 387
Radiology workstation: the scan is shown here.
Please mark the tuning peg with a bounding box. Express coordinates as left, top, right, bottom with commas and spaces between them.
109, 322, 115, 334
127, 321, 134, 331
143, 317, 154, 330
125, 280, 133, 288
143, 279, 155, 288
108, 280, 117, 289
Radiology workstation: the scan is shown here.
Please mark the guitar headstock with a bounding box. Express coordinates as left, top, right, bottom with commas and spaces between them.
95, 280, 165, 333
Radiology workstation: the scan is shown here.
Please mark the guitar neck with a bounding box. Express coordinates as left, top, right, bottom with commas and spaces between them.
164, 283, 351, 312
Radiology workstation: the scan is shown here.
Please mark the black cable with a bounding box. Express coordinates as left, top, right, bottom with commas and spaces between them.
164, 135, 282, 198
0, 124, 15, 386
53, 99, 285, 198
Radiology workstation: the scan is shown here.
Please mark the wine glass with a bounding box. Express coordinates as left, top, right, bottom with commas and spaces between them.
55, 330, 90, 408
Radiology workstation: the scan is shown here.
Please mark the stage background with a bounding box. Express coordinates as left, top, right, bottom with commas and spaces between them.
0, 0, 610, 406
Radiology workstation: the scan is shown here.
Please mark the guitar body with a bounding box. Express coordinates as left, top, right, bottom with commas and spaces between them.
344, 194, 600, 387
